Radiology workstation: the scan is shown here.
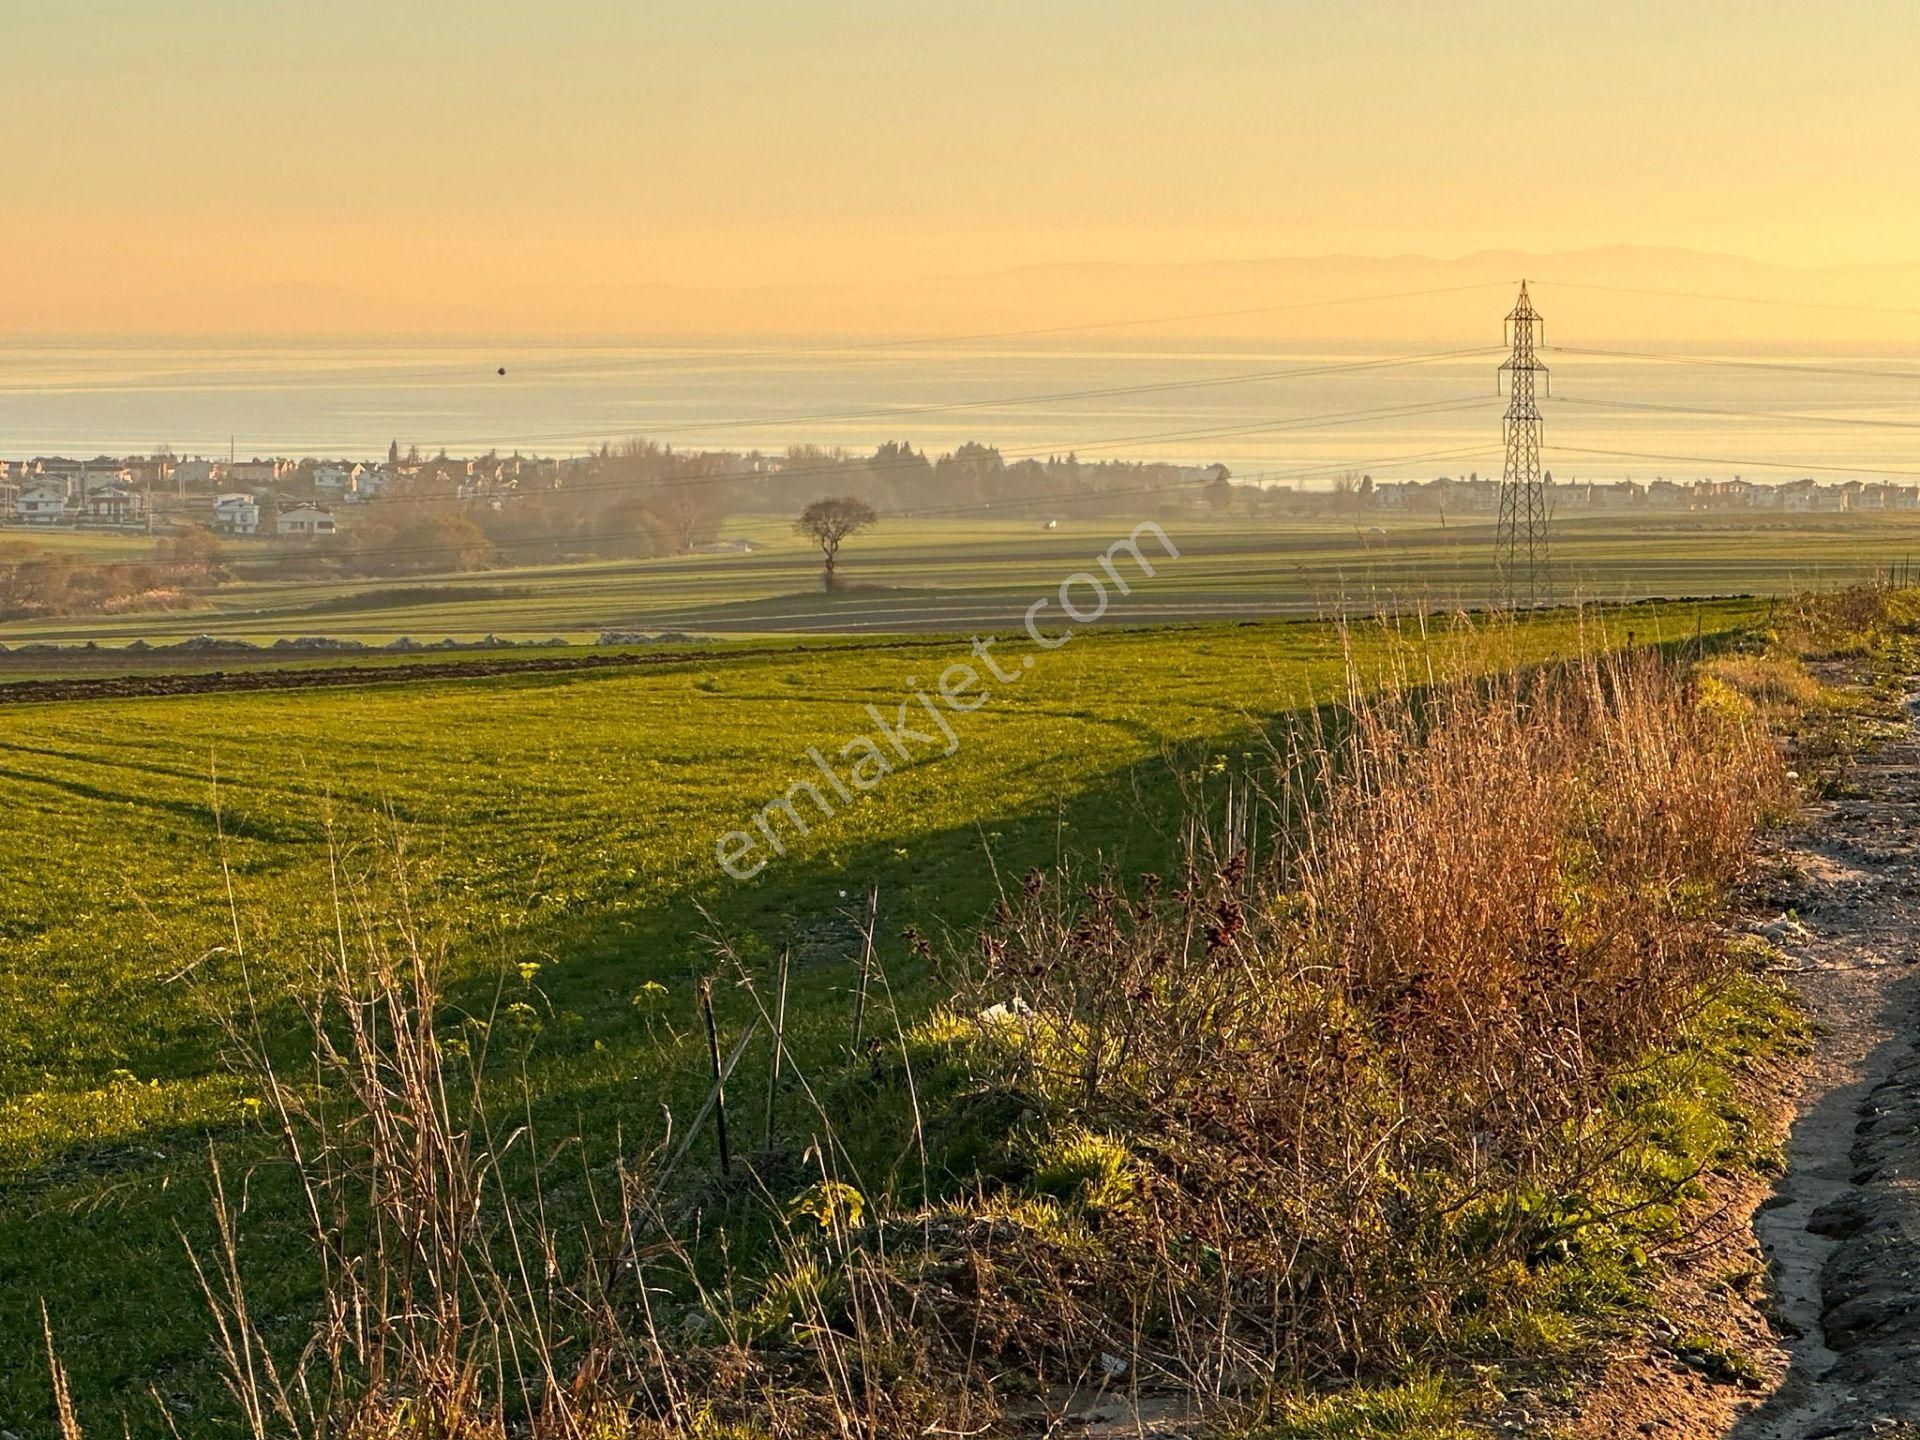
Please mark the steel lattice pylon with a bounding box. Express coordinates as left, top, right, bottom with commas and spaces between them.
1496, 280, 1551, 608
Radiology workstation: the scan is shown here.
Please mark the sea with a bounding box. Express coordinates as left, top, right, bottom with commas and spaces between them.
4, 337, 1919, 491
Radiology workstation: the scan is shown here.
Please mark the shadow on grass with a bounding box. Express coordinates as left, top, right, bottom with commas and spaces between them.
0, 703, 1251, 1433
0, 614, 1761, 1433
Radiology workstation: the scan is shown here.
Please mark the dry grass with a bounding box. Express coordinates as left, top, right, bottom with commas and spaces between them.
1773, 581, 1920, 660
1699, 652, 1825, 716
858, 644, 1791, 1414
44, 631, 1798, 1439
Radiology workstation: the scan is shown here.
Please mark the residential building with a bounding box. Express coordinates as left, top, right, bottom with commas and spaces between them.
121, 456, 173, 489
171, 460, 220, 491
276, 503, 336, 538
78, 463, 130, 501
212, 493, 262, 535
83, 483, 145, 524
34, 457, 83, 489
17, 480, 72, 524
229, 459, 289, 486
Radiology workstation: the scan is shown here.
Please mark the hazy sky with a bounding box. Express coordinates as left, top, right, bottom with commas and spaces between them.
10, 0, 1920, 333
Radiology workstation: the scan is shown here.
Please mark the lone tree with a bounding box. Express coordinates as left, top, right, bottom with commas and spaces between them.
795, 496, 877, 592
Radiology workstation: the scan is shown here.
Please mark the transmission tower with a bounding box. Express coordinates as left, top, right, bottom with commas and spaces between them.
1496, 280, 1551, 607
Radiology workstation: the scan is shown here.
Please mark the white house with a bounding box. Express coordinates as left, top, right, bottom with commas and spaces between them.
212, 493, 261, 535
83, 483, 144, 524
312, 464, 361, 494
276, 503, 336, 538
1778, 479, 1817, 513
77, 465, 130, 505
16, 480, 71, 524
35, 458, 83, 488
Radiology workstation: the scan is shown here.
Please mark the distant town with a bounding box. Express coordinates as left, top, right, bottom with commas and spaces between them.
0, 449, 573, 538
0, 444, 1913, 542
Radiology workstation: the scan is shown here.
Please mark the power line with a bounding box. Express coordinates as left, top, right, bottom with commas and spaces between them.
0, 281, 1520, 407
894, 445, 1492, 520
0, 439, 1497, 641
449, 278, 1518, 388
408, 344, 1504, 453
0, 332, 1508, 564
0, 406, 1501, 573
1535, 278, 1920, 319
166, 343, 1496, 458
1544, 443, 1920, 482
995, 395, 1494, 456
0, 447, 1492, 579
848, 279, 1519, 348
1550, 344, 1920, 384
0, 338, 1501, 464
163, 393, 1498, 515
1556, 394, 1920, 433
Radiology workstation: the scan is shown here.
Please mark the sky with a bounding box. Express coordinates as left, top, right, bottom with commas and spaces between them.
9, 0, 1920, 336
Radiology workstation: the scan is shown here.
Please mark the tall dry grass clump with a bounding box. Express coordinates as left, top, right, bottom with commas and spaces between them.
868, 644, 1791, 1405
1295, 649, 1775, 1122
1774, 579, 1920, 659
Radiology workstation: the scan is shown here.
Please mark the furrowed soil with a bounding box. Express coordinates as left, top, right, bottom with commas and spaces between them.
0, 637, 965, 703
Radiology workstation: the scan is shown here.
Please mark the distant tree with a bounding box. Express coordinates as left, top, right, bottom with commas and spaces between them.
795, 496, 877, 592
593, 438, 729, 554
865, 440, 931, 508
598, 496, 678, 558
933, 442, 1005, 509
348, 510, 495, 575
1204, 463, 1234, 510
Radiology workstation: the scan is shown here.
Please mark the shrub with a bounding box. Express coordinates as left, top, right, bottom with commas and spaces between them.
849, 645, 1790, 1405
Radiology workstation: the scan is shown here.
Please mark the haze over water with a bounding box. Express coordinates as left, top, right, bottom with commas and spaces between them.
6, 335, 1918, 493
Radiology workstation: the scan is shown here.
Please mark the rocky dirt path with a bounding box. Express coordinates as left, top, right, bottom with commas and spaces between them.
1733, 690, 1920, 1440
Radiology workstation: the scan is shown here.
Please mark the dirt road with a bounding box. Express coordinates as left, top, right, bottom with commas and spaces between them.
1733, 689, 1920, 1439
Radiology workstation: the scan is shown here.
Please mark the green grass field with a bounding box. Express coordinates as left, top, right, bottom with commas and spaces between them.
0, 599, 1770, 1432
1, 511, 1915, 649
0, 528, 164, 561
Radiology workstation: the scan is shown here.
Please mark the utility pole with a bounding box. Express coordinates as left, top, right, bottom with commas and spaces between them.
1496, 280, 1551, 608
